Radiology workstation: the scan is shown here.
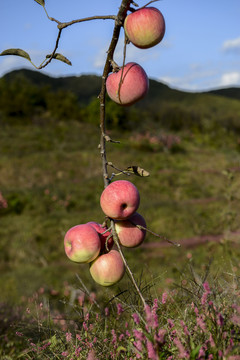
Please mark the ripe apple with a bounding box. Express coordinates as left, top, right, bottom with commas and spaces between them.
115, 212, 146, 248
87, 221, 114, 252
124, 7, 165, 49
100, 180, 140, 220
64, 224, 101, 263
89, 250, 125, 286
106, 62, 149, 106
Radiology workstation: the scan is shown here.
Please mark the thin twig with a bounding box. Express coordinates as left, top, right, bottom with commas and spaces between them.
75, 274, 100, 308
58, 15, 117, 30
111, 220, 147, 307
37, 28, 62, 69
136, 224, 181, 247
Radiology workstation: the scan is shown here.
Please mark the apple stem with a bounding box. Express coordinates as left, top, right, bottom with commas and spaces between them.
111, 220, 147, 307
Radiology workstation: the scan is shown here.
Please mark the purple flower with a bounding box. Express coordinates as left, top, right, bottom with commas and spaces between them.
162, 292, 168, 304
117, 303, 124, 316
65, 332, 72, 342
132, 313, 140, 325
146, 339, 158, 360
133, 329, 145, 341
173, 338, 189, 359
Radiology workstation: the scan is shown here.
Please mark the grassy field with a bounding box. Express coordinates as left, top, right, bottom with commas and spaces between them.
0, 117, 240, 358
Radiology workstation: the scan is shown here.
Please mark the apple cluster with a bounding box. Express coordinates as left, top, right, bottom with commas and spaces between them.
64, 180, 146, 287
106, 6, 165, 106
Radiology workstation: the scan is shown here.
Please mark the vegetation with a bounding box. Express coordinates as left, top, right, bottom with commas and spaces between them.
0, 69, 240, 358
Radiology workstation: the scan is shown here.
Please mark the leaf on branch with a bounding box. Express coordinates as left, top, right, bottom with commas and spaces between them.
46, 53, 72, 66
126, 166, 150, 177
34, 0, 45, 6
0, 48, 31, 61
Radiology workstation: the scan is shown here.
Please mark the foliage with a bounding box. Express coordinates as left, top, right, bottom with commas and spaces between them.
0, 270, 239, 359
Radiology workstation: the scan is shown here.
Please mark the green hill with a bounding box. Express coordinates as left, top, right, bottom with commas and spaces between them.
1, 68, 240, 134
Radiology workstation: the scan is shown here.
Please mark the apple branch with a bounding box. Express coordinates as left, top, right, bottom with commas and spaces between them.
97, 0, 148, 307
110, 220, 147, 307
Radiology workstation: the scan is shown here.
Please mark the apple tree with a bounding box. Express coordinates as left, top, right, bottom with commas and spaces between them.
0, 0, 172, 307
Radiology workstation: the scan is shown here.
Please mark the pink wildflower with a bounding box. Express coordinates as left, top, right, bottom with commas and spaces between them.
83, 321, 88, 331
209, 333, 215, 348
133, 329, 145, 341
217, 313, 224, 327
198, 347, 205, 357
162, 292, 168, 304
65, 332, 72, 342
119, 333, 124, 341
104, 307, 109, 317
87, 350, 96, 360
180, 320, 190, 337
173, 338, 189, 359
146, 339, 158, 360
152, 298, 158, 312
167, 319, 175, 329
134, 340, 142, 353
197, 316, 207, 332
111, 329, 117, 344
155, 328, 166, 344
61, 351, 69, 357
203, 282, 211, 293
117, 303, 124, 316
132, 313, 140, 325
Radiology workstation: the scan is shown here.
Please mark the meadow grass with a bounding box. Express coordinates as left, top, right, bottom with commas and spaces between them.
0, 120, 240, 358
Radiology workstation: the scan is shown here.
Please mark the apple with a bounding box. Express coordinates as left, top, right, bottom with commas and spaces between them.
115, 212, 146, 248
87, 221, 114, 252
124, 7, 165, 49
100, 180, 140, 220
89, 250, 125, 286
64, 224, 101, 263
106, 62, 149, 106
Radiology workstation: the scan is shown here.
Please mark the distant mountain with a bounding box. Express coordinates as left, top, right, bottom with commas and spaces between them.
1, 68, 240, 132
207, 87, 240, 101
2, 69, 102, 104
0, 68, 198, 106
3, 68, 240, 107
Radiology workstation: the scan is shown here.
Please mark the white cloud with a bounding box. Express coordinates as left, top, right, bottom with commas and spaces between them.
159, 64, 219, 91
219, 71, 240, 87
222, 37, 240, 54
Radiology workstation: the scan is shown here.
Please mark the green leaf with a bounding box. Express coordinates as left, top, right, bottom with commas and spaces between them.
190, 344, 201, 359
34, 0, 45, 6
126, 165, 150, 177
0, 48, 31, 61
116, 346, 127, 353
46, 53, 72, 66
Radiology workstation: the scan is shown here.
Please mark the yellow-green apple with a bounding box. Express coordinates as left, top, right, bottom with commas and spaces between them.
87, 221, 113, 252
100, 180, 140, 220
124, 7, 165, 49
106, 62, 149, 106
89, 250, 125, 286
64, 224, 101, 263
115, 212, 146, 248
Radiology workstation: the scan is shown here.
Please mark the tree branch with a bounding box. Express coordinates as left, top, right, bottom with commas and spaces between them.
58, 15, 117, 30
98, 0, 131, 188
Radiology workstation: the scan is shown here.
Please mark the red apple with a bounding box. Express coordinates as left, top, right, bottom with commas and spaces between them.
115, 212, 146, 248
87, 221, 114, 252
124, 7, 165, 49
106, 62, 149, 106
89, 250, 125, 286
64, 224, 101, 263
100, 180, 140, 220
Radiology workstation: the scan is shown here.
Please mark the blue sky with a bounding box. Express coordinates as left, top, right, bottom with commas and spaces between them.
0, 0, 239, 91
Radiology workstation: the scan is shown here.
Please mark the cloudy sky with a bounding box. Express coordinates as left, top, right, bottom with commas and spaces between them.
0, 0, 239, 91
